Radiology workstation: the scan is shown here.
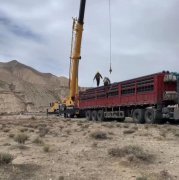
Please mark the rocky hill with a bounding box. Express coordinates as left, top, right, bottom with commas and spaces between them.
0, 60, 69, 114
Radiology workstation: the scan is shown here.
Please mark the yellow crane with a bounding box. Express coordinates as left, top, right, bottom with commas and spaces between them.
48, 0, 86, 115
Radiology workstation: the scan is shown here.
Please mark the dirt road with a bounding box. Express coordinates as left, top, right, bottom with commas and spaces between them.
0, 115, 179, 180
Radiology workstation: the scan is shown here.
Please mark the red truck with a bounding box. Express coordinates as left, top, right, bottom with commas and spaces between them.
68, 71, 179, 124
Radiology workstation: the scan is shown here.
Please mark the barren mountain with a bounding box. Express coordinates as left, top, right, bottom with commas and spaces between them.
0, 60, 69, 114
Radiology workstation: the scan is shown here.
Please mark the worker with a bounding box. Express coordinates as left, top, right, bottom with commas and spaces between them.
93, 72, 103, 87
103, 77, 111, 86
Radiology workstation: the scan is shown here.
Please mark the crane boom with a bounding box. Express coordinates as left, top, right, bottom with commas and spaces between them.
66, 0, 86, 106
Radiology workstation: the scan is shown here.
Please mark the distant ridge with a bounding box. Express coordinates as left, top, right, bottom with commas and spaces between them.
0, 60, 69, 114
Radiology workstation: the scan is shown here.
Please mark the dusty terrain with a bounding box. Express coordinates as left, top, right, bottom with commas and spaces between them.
0, 116, 179, 180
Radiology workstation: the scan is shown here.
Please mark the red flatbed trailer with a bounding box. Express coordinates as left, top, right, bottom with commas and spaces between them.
77, 72, 179, 124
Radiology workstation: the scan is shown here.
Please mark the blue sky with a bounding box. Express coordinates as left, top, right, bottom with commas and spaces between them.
0, 0, 179, 87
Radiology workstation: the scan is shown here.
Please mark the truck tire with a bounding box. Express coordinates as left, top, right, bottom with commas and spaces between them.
97, 110, 104, 121
132, 109, 145, 124
145, 109, 163, 124
92, 110, 98, 121
86, 110, 92, 121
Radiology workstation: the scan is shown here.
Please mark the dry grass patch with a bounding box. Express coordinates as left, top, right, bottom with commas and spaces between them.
159, 130, 167, 138
90, 131, 108, 140
9, 133, 15, 138
138, 170, 175, 180
43, 144, 50, 152
136, 177, 147, 180
38, 127, 49, 137
3, 128, 10, 133
32, 137, 44, 145
20, 128, 28, 133
102, 123, 115, 128
123, 124, 130, 128
14, 133, 28, 144
123, 129, 136, 134
108, 145, 154, 163
17, 145, 28, 150
0, 153, 13, 165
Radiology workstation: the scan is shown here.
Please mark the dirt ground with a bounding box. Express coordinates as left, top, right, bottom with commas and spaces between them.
0, 115, 179, 180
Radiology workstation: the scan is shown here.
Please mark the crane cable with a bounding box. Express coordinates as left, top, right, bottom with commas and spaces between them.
109, 0, 112, 74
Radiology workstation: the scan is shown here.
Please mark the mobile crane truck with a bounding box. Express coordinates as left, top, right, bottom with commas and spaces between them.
49, 0, 179, 124
48, 0, 86, 116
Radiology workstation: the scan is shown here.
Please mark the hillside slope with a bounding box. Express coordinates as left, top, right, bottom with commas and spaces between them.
0, 60, 69, 114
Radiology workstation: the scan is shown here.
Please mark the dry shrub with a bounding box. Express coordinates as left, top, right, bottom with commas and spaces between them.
108, 145, 154, 163
144, 125, 149, 129
14, 133, 28, 144
136, 177, 147, 180
172, 129, 179, 137
82, 124, 90, 129
9, 133, 15, 138
0, 153, 13, 165
65, 129, 71, 135
90, 131, 108, 140
31, 116, 36, 120
143, 170, 175, 180
123, 124, 129, 128
17, 145, 28, 150
3, 143, 11, 146
20, 128, 28, 133
131, 126, 138, 131
43, 144, 50, 152
38, 127, 49, 137
158, 170, 174, 180
91, 142, 98, 148
102, 123, 115, 128
123, 129, 136, 134
3, 128, 10, 133
29, 129, 35, 133
116, 123, 121, 128
159, 130, 167, 138
59, 176, 65, 180
139, 132, 151, 137
32, 137, 44, 145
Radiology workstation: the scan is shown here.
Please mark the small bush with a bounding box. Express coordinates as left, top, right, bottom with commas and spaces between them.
43, 145, 50, 152
108, 145, 153, 163
39, 127, 49, 137
20, 128, 28, 133
123, 124, 129, 128
31, 116, 36, 120
0, 153, 13, 165
131, 126, 138, 131
159, 170, 173, 180
159, 130, 167, 138
123, 129, 136, 134
90, 131, 108, 140
136, 177, 148, 180
3, 128, 10, 133
17, 145, 28, 150
32, 137, 44, 145
9, 133, 15, 138
14, 133, 28, 144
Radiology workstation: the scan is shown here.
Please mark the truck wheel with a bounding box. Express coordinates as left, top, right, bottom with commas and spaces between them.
92, 110, 98, 121
86, 110, 92, 121
132, 109, 145, 124
144, 109, 155, 124
97, 110, 104, 121
145, 109, 163, 124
